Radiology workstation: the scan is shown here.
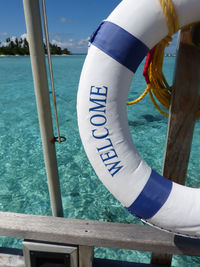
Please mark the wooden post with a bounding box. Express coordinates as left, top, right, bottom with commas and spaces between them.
79, 246, 93, 267
151, 23, 200, 266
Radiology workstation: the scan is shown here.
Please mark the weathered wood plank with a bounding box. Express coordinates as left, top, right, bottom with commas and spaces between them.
0, 248, 24, 267
79, 246, 93, 267
0, 254, 24, 267
0, 212, 200, 256
151, 24, 200, 266
163, 24, 200, 183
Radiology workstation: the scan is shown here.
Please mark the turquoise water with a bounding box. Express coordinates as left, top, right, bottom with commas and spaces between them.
0, 55, 200, 266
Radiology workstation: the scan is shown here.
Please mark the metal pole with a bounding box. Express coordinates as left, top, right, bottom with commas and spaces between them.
23, 0, 63, 217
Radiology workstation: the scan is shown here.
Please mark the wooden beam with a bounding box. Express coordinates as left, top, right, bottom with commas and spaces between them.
0, 212, 200, 256
151, 23, 200, 266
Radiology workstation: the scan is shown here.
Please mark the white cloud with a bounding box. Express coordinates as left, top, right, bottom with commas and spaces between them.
0, 35, 18, 46
20, 33, 28, 41
52, 39, 68, 48
11, 36, 17, 42
59, 17, 78, 24
59, 17, 67, 23
0, 41, 7, 47
0, 32, 8, 37
51, 37, 89, 53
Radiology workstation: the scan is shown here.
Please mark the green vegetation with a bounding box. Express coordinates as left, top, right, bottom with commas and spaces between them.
0, 37, 71, 56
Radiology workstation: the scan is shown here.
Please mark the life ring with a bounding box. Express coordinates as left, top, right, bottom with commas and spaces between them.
77, 0, 200, 237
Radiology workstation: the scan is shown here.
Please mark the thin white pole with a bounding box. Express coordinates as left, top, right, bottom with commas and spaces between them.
23, 0, 63, 217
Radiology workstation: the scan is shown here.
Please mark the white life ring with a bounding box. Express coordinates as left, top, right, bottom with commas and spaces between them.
77, 0, 200, 237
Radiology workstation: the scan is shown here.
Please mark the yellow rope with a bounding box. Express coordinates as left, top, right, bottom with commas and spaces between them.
126, 85, 150, 105
127, 0, 179, 117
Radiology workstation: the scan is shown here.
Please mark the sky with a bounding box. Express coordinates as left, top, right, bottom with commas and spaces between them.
0, 0, 177, 54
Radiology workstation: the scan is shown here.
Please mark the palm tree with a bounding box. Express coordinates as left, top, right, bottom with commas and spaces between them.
6, 37, 10, 44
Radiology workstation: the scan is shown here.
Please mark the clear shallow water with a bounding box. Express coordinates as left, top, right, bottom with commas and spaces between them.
0, 55, 200, 265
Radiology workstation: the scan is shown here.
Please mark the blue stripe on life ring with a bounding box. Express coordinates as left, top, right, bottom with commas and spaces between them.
126, 170, 173, 219
90, 21, 149, 73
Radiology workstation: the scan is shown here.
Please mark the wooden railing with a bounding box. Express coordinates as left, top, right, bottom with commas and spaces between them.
0, 212, 200, 266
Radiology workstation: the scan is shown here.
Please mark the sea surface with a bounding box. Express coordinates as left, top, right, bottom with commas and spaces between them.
0, 55, 200, 266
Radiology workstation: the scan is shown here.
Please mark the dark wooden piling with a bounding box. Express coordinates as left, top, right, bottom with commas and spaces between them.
151, 23, 200, 266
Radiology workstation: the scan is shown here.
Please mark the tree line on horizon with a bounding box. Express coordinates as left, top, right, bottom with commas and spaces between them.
0, 37, 71, 56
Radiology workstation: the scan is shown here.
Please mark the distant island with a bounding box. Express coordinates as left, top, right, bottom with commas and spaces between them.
165, 53, 176, 57
0, 37, 71, 56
